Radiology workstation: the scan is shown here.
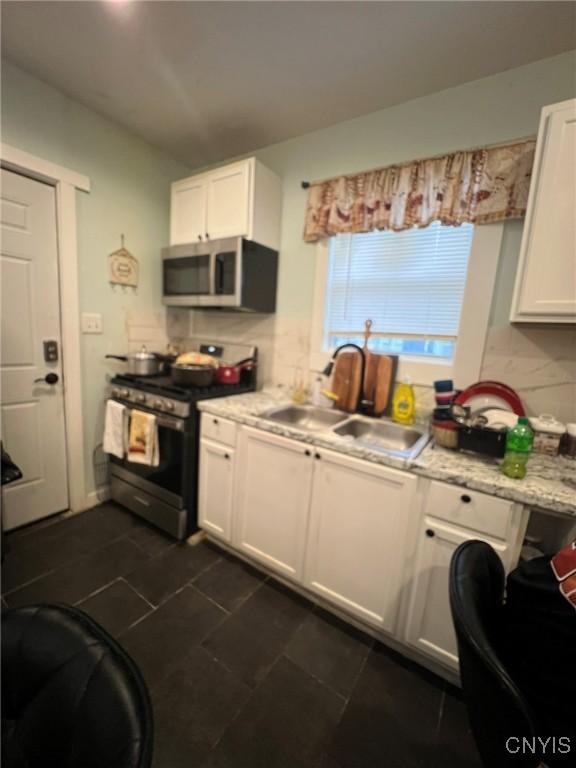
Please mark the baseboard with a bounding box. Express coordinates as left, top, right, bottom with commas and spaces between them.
84, 486, 111, 509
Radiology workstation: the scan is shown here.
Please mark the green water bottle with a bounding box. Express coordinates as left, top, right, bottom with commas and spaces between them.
501, 417, 534, 479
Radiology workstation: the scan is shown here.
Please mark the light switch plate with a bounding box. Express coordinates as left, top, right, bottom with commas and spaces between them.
81, 313, 103, 334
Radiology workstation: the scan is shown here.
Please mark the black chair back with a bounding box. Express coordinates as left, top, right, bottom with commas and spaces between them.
2, 603, 153, 768
449, 540, 540, 768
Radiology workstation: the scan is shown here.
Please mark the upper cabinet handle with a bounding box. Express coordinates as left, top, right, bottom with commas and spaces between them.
198, 234, 203, 241
205, 232, 210, 239
304, 449, 311, 456
213, 418, 219, 425
461, 494, 471, 504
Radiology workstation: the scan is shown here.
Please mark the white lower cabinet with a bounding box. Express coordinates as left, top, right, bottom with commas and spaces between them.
234, 427, 314, 581
198, 438, 235, 542
304, 449, 416, 632
198, 417, 528, 677
404, 516, 509, 671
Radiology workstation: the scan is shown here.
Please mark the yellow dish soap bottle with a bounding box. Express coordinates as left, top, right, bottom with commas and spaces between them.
392, 376, 415, 425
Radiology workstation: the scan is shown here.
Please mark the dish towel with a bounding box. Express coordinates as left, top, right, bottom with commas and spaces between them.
103, 400, 128, 459
127, 409, 159, 467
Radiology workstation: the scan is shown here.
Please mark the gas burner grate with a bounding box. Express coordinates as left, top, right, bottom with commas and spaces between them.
111, 374, 255, 402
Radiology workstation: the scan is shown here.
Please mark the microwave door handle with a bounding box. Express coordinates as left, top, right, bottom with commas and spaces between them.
208, 251, 216, 296
215, 253, 224, 295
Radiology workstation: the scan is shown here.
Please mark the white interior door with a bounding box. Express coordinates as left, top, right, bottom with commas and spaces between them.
1, 169, 69, 529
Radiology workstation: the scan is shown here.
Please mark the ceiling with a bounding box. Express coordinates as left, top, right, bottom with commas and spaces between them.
2, 1, 575, 168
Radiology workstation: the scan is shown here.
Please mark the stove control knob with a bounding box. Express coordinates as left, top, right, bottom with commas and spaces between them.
121, 389, 130, 398
111, 388, 120, 398
153, 399, 164, 410
135, 394, 146, 404
164, 401, 174, 412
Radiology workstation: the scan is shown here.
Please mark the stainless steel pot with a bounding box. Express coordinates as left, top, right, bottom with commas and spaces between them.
106, 346, 164, 376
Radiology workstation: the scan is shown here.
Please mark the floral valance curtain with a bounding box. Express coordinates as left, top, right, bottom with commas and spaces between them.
303, 139, 536, 242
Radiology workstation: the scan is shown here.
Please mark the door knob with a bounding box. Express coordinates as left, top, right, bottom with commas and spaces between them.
34, 373, 59, 385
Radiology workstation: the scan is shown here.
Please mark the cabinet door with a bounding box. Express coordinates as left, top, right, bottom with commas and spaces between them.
198, 439, 234, 542
511, 99, 576, 322
235, 427, 313, 581
405, 518, 508, 671
170, 176, 208, 245
304, 449, 416, 633
206, 161, 251, 241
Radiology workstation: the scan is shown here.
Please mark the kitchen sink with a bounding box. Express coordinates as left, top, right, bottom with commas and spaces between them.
261, 405, 348, 431
332, 416, 430, 460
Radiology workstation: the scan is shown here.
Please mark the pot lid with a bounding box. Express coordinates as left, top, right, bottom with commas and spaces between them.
132, 345, 156, 361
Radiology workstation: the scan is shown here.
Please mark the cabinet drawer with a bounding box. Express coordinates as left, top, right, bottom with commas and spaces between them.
201, 415, 237, 447
425, 481, 513, 540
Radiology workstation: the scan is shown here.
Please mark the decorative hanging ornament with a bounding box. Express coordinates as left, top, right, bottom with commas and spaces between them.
108, 235, 138, 287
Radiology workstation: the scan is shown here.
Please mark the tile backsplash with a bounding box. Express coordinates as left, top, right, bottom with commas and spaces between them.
165, 308, 576, 423
481, 324, 576, 423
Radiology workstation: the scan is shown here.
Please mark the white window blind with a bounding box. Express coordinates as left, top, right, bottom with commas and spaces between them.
324, 221, 474, 360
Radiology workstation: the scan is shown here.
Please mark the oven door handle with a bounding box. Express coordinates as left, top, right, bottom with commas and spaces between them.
156, 415, 184, 431
125, 407, 184, 432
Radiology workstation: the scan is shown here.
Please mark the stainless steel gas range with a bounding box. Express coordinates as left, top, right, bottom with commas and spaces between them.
108, 340, 256, 540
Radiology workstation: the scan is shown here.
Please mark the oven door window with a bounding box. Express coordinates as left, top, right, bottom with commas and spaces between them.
117, 418, 186, 497
214, 251, 236, 296
164, 254, 211, 295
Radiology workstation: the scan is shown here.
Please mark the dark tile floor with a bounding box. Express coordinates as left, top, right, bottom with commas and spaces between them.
2, 503, 482, 768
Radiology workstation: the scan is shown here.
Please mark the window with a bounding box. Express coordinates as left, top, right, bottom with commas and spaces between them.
311, 222, 504, 387
324, 222, 474, 362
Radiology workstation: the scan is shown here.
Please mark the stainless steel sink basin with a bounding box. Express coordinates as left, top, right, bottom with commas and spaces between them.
332, 417, 430, 460
261, 405, 347, 431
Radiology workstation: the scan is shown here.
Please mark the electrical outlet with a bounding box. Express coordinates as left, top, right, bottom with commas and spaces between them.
81, 313, 103, 334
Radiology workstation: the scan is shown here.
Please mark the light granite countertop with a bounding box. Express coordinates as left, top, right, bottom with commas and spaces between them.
198, 390, 576, 518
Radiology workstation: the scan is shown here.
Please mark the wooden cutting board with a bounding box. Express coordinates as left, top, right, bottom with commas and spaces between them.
363, 353, 397, 416
332, 352, 363, 413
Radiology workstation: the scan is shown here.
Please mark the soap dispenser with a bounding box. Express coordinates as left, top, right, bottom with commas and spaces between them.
392, 376, 415, 425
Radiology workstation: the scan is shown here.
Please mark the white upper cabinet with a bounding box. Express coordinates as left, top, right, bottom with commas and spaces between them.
304, 449, 417, 633
170, 157, 282, 251
206, 161, 250, 241
511, 99, 576, 323
171, 175, 208, 245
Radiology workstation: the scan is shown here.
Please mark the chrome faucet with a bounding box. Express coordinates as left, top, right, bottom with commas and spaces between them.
322, 344, 373, 414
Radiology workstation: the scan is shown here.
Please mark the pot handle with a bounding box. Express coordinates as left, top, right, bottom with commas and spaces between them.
105, 355, 128, 361
234, 357, 258, 368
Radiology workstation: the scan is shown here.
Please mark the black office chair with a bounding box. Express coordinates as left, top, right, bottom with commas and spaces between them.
449, 540, 542, 768
2, 603, 153, 768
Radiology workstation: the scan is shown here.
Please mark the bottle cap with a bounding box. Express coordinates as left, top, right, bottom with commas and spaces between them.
433, 380, 454, 393
518, 417, 529, 425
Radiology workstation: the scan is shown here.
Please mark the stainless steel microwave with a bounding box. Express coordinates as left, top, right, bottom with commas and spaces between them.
162, 237, 278, 312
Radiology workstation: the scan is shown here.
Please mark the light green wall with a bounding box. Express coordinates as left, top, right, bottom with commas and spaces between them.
242, 50, 575, 322
1, 61, 190, 497
2, 52, 575, 498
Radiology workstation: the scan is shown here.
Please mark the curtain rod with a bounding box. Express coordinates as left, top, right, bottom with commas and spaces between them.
299, 134, 535, 190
